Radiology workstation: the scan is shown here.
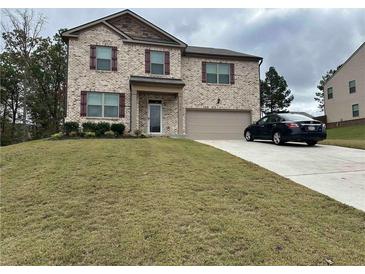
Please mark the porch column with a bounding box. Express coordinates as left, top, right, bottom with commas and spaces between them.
131, 87, 138, 133
178, 91, 184, 135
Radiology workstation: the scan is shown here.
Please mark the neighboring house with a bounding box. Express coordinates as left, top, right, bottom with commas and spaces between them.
323, 42, 365, 128
62, 10, 263, 139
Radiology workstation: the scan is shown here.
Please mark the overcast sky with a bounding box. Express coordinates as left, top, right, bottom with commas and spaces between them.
5, 8, 365, 116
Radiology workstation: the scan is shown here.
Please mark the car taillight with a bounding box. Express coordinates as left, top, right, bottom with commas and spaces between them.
286, 123, 299, 128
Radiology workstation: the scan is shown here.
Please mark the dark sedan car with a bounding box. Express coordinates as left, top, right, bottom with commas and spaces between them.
244, 113, 327, 146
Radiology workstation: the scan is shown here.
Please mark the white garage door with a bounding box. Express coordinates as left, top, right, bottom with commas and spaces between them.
186, 110, 251, 140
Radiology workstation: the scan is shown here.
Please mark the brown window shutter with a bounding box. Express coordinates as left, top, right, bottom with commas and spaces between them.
90, 45, 96, 70
230, 63, 235, 84
202, 61, 207, 83
80, 91, 87, 116
119, 93, 125, 118
145, 49, 151, 73
164, 51, 170, 75
112, 47, 117, 71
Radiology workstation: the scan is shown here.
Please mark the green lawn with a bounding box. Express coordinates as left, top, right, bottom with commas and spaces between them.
1, 138, 365, 265
320, 125, 365, 149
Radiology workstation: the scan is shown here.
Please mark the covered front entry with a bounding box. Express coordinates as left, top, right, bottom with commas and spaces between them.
186, 109, 251, 140
130, 76, 185, 135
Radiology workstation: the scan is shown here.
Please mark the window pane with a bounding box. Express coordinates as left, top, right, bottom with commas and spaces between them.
88, 105, 102, 117
349, 80, 356, 88
352, 104, 359, 111
219, 74, 229, 84
96, 47, 112, 59
104, 93, 119, 106
104, 106, 118, 117
218, 64, 229, 74
97, 59, 111, 70
151, 63, 164, 74
206, 63, 217, 73
151, 51, 164, 64
207, 73, 217, 83
88, 93, 102, 105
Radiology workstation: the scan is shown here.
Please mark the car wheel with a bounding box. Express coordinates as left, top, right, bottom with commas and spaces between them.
306, 141, 317, 146
245, 130, 254, 141
272, 131, 284, 145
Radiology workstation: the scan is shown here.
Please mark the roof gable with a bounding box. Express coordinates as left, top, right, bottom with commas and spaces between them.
62, 9, 186, 47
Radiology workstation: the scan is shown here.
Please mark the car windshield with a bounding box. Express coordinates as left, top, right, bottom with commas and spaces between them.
279, 113, 314, 121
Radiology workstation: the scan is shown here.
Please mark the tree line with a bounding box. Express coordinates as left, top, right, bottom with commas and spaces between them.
0, 9, 67, 146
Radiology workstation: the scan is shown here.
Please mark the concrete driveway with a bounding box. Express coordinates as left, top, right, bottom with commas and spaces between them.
198, 140, 365, 211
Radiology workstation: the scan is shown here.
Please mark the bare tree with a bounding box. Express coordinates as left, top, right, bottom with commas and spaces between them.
1, 9, 46, 140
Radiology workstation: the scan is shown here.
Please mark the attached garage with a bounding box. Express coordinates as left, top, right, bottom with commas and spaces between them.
185, 109, 251, 140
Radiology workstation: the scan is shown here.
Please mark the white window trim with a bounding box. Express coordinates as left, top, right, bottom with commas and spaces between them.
150, 51, 165, 75
206, 63, 230, 84
87, 92, 119, 118
352, 104, 359, 117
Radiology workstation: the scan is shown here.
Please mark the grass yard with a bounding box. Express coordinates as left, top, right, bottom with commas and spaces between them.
320, 125, 365, 149
1, 138, 365, 265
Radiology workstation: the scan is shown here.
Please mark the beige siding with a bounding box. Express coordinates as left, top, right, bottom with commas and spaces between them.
324, 44, 365, 123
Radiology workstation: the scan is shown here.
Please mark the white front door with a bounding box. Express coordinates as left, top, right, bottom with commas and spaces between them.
148, 103, 162, 134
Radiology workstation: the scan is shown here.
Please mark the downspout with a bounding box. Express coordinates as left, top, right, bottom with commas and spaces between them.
258, 58, 263, 118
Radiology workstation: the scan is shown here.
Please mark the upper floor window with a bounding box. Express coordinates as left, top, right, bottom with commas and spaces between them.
206, 63, 230, 84
96, 47, 112, 71
349, 80, 356, 94
151, 51, 165, 75
327, 87, 333, 99
87, 92, 119, 117
90, 45, 117, 71
145, 49, 170, 75
352, 104, 359, 117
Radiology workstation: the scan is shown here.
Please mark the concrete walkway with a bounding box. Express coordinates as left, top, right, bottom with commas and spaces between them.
198, 140, 365, 211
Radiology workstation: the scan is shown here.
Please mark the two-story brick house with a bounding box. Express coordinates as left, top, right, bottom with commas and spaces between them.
62, 9, 263, 139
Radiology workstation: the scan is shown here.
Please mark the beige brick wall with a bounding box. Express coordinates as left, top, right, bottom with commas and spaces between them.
65, 24, 182, 131
66, 24, 260, 135
181, 56, 261, 130
138, 93, 178, 135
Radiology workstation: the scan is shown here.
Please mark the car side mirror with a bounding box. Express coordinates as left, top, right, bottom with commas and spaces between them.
255, 121, 259, 125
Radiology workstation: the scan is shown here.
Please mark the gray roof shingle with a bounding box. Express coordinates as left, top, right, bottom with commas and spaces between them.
184, 46, 262, 60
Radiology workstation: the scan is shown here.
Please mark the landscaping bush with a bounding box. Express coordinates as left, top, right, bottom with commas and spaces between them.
50, 132, 63, 140
82, 122, 98, 133
111, 123, 125, 136
134, 129, 142, 137
63, 122, 79, 135
84, 131, 96, 138
95, 122, 111, 137
104, 130, 116, 138
69, 131, 79, 137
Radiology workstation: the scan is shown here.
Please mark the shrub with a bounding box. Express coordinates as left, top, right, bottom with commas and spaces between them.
82, 122, 98, 133
95, 122, 110, 137
50, 132, 63, 140
84, 131, 96, 138
104, 130, 116, 138
134, 129, 142, 137
63, 122, 79, 135
69, 131, 79, 137
111, 123, 125, 136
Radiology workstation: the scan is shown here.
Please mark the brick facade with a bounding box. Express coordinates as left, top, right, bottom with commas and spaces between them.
65, 21, 260, 136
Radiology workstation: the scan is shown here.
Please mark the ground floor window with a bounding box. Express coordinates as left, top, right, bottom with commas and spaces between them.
87, 92, 119, 117
352, 104, 359, 117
